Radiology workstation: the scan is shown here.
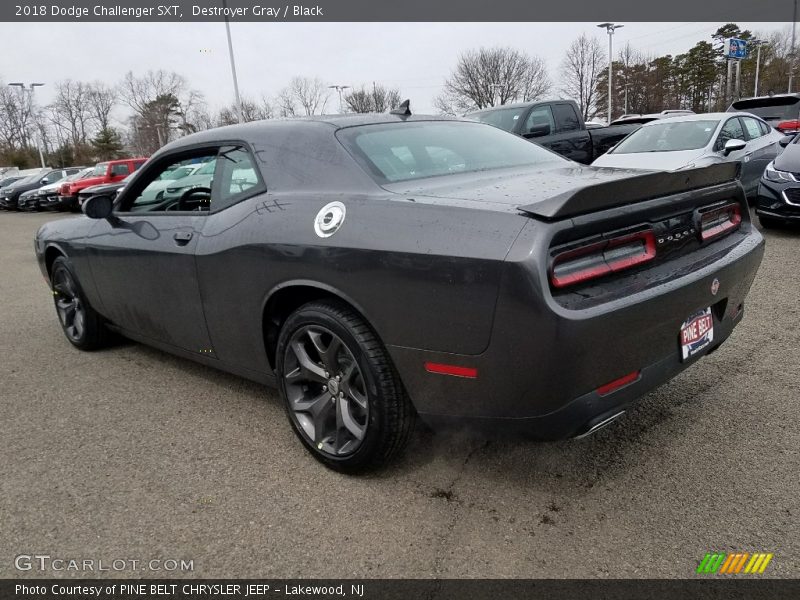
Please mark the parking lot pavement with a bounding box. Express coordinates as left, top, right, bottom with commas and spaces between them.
1, 211, 798, 579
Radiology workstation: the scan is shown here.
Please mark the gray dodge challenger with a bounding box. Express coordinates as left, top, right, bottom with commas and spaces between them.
35, 109, 764, 472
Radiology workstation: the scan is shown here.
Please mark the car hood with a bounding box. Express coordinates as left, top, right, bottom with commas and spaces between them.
773, 142, 800, 171
591, 149, 707, 170
69, 176, 106, 189
38, 181, 66, 194
382, 162, 739, 219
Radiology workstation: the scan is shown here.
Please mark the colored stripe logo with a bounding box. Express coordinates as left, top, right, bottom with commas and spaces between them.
697, 552, 773, 574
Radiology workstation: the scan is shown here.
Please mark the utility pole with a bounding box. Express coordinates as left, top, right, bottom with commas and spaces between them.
735, 59, 741, 100
8, 82, 46, 168
726, 59, 733, 106
222, 0, 243, 122
328, 85, 350, 113
791, 0, 798, 93
753, 39, 764, 97
598, 23, 624, 125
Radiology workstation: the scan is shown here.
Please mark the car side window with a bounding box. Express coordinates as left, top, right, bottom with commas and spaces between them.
758, 120, 771, 136
210, 146, 264, 212
552, 104, 581, 132
523, 106, 556, 136
123, 152, 218, 213
741, 117, 763, 140
716, 118, 745, 151
110, 163, 130, 177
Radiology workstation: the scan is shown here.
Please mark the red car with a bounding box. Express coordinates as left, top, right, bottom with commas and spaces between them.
57, 158, 147, 210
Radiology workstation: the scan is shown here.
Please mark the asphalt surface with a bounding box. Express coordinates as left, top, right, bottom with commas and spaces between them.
1, 210, 798, 579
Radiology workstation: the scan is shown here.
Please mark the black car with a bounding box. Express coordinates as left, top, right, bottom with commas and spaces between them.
0, 175, 25, 189
34, 112, 764, 472
466, 99, 641, 164
0, 168, 82, 210
755, 133, 800, 227
76, 177, 130, 209
729, 94, 800, 134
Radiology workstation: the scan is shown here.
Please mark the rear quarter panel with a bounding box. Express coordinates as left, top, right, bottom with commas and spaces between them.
194, 191, 528, 375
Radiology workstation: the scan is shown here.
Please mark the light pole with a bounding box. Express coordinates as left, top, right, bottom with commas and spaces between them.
752, 39, 765, 97
8, 82, 46, 167
222, 0, 243, 123
328, 85, 350, 113
598, 23, 624, 125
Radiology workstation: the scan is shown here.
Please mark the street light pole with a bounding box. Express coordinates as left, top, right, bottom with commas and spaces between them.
598, 23, 624, 125
8, 82, 46, 168
328, 85, 351, 113
753, 40, 764, 97
222, 0, 243, 123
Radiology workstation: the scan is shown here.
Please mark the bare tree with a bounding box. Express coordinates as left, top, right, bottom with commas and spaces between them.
344, 84, 402, 113
0, 81, 36, 148
434, 47, 551, 113
119, 70, 187, 117
50, 80, 94, 150
560, 33, 606, 120
86, 82, 117, 131
217, 95, 273, 125
278, 77, 330, 116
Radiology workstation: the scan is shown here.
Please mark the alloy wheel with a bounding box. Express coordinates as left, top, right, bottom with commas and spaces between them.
283, 325, 369, 456
53, 268, 85, 343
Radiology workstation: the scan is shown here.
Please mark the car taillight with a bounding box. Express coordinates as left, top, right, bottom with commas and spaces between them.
698, 202, 741, 243
776, 119, 800, 132
550, 229, 657, 289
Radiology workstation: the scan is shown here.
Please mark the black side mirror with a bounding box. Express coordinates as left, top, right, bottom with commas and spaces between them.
82, 194, 114, 219
527, 123, 551, 137
779, 134, 796, 148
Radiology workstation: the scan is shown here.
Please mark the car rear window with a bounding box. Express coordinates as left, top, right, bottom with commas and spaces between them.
730, 97, 800, 121
467, 107, 528, 132
337, 121, 564, 184
611, 120, 719, 154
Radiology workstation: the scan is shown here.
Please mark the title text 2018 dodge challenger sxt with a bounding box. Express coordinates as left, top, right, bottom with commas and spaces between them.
35, 110, 764, 472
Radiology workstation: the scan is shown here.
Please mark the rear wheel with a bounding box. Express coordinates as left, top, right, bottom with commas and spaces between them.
51, 256, 108, 350
276, 300, 415, 473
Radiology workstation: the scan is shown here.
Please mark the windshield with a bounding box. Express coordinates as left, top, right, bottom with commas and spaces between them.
467, 107, 528, 133
611, 120, 719, 154
91, 163, 108, 177
338, 121, 564, 184
731, 97, 800, 121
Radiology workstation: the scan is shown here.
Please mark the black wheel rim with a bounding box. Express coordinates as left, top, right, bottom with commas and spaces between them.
283, 325, 369, 456
52, 268, 85, 343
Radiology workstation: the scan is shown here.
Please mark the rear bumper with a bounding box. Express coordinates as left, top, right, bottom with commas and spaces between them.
389, 223, 764, 440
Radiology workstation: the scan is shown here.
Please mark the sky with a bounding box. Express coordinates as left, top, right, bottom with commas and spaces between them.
0, 21, 793, 122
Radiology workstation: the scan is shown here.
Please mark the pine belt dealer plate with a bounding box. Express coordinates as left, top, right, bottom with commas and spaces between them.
680, 307, 714, 361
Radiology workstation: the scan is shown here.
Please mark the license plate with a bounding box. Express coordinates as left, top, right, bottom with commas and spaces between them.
680, 307, 714, 361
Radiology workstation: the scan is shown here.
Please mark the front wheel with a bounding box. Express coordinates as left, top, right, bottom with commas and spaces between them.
51, 256, 109, 350
276, 301, 415, 473
758, 215, 782, 230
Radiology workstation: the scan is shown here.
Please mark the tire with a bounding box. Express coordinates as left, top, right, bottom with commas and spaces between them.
276, 300, 415, 473
758, 215, 781, 229
50, 256, 109, 350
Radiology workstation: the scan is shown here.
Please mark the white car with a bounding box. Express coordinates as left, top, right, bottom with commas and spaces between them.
592, 112, 784, 198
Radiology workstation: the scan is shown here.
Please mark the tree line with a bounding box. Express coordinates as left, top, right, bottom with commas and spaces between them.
1, 22, 794, 169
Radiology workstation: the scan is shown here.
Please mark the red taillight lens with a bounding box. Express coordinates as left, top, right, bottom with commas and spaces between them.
699, 203, 741, 242
776, 119, 800, 132
550, 230, 657, 289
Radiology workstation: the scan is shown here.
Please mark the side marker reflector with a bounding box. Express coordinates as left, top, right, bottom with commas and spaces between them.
596, 370, 641, 396
424, 362, 478, 379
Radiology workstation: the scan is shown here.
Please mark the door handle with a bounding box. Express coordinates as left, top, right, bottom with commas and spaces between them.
173, 231, 193, 245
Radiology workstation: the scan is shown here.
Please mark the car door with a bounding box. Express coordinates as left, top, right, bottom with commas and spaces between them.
544, 103, 592, 163
740, 116, 778, 191
86, 148, 220, 353
714, 117, 753, 188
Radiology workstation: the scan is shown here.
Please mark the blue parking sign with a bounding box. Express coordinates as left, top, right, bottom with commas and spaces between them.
726, 38, 747, 59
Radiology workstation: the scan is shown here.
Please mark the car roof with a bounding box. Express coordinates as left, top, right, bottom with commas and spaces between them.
638, 112, 759, 126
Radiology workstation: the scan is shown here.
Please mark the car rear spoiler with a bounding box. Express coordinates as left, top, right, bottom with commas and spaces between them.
517, 163, 741, 220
